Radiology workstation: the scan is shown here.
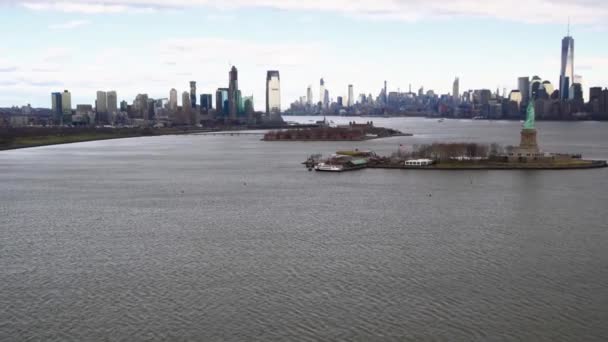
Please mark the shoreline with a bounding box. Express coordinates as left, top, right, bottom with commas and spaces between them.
0, 124, 325, 152
0, 127, 214, 152
367, 160, 608, 170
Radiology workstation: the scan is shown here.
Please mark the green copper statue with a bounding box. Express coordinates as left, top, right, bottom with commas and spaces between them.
524, 101, 535, 130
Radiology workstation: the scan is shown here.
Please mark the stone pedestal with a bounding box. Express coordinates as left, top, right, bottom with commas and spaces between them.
519, 129, 539, 152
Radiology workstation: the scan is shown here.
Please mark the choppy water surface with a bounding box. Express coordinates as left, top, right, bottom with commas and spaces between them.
1, 118, 607, 341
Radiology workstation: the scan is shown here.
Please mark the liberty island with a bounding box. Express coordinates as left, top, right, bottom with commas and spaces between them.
305, 101, 607, 171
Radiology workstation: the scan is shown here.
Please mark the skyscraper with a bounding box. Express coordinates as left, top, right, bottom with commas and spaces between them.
383, 81, 387, 105
61, 90, 71, 115
216, 88, 229, 117
134, 94, 149, 119
169, 88, 178, 112
96, 91, 107, 114
347, 85, 354, 107
560, 32, 574, 101
190, 81, 197, 109
324, 89, 330, 109
518, 77, 530, 108
236, 90, 244, 116
509, 90, 523, 108
200, 94, 213, 113
542, 81, 555, 97
589, 87, 602, 102
530, 76, 542, 100
95, 91, 108, 124
266, 70, 281, 115
306, 86, 313, 106
228, 66, 238, 120
51, 92, 62, 122
569, 83, 583, 102
319, 78, 325, 108
453, 77, 460, 103
182, 91, 190, 112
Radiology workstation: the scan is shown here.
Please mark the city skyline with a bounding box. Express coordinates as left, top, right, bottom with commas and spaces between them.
1, 1, 608, 108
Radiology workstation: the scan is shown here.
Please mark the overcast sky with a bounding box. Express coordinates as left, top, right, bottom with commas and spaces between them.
1, 0, 607, 109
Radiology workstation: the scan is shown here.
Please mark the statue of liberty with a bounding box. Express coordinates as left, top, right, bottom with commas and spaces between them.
523, 100, 535, 130
519, 100, 539, 152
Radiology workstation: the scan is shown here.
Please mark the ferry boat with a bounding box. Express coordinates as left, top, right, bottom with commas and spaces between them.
314, 156, 369, 172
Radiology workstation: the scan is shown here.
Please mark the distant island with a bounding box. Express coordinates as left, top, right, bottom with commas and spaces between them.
263, 121, 410, 141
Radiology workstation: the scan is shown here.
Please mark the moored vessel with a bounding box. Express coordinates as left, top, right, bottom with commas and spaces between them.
313, 155, 369, 172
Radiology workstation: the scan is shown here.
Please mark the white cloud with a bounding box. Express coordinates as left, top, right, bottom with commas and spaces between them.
0, 57, 19, 73
11, 0, 608, 25
48, 19, 90, 29
22, 1, 130, 13
0, 66, 18, 72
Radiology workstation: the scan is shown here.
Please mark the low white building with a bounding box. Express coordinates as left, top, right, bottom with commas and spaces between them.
405, 159, 434, 166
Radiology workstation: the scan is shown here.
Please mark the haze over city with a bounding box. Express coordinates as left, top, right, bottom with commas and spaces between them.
1, 0, 608, 108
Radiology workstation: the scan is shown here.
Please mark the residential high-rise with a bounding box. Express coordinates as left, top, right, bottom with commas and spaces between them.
266, 70, 281, 115
307, 86, 313, 106
61, 90, 71, 115
324, 89, 330, 109
107, 91, 117, 116
169, 88, 178, 112
347, 85, 354, 107
560, 32, 575, 101
190, 81, 197, 109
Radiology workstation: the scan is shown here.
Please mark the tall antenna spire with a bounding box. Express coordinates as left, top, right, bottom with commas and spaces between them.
567, 16, 570, 36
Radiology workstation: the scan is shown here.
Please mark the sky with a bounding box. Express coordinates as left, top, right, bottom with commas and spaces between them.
1, 0, 608, 109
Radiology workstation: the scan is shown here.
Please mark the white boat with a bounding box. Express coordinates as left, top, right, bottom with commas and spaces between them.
314, 163, 344, 172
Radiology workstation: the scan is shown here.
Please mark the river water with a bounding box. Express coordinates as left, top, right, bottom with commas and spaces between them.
1, 117, 607, 341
